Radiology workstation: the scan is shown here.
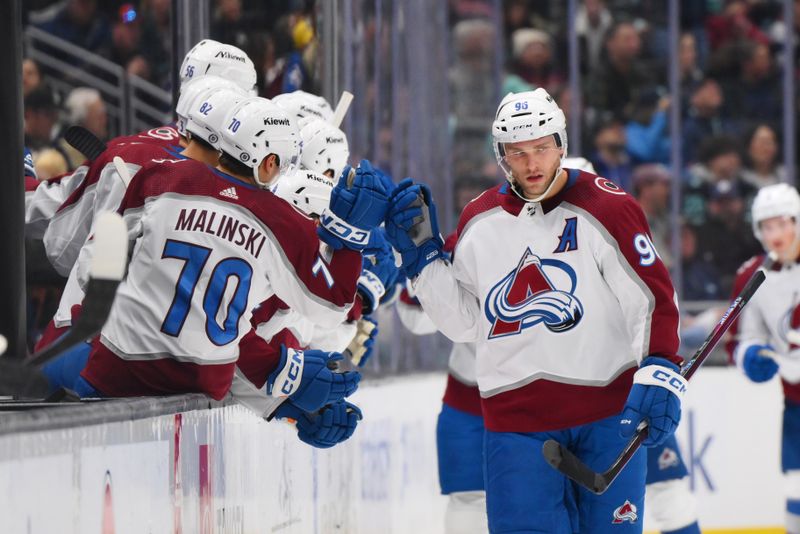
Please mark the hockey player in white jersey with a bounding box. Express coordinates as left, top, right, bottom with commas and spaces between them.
36, 77, 246, 375
75, 97, 387, 422
384, 88, 684, 532
728, 183, 800, 533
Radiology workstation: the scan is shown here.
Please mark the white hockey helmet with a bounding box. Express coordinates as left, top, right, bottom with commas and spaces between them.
176, 76, 241, 137
186, 87, 247, 149
179, 39, 257, 94
492, 89, 568, 194
219, 97, 301, 188
298, 117, 350, 178
271, 168, 335, 218
751, 183, 800, 241
562, 156, 596, 174
273, 90, 335, 123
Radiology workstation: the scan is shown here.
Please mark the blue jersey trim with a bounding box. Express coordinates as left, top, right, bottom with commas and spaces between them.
213, 168, 259, 190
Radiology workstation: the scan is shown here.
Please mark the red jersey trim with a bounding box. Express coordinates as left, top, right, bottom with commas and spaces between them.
442, 374, 482, 416
481, 367, 636, 432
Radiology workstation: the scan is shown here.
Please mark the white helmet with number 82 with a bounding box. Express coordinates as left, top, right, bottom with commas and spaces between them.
751, 183, 800, 242
272, 168, 335, 218
219, 97, 301, 188
186, 87, 248, 149
179, 39, 257, 94
299, 117, 350, 179
492, 89, 568, 195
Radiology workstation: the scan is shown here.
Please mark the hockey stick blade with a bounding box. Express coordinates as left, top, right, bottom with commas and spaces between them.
63, 125, 107, 161
27, 213, 128, 367
543, 264, 768, 494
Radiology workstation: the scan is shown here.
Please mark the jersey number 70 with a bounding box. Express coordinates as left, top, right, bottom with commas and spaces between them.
160, 239, 253, 345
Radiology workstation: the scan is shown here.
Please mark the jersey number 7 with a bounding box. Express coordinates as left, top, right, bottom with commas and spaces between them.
161, 239, 253, 345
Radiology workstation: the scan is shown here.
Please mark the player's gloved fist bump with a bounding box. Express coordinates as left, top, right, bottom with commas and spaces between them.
275, 399, 363, 449
384, 178, 445, 279
742, 344, 779, 383
619, 356, 686, 447
318, 159, 393, 251
267, 345, 361, 413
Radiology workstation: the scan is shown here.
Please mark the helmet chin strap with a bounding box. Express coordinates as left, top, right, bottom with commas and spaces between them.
510, 164, 564, 203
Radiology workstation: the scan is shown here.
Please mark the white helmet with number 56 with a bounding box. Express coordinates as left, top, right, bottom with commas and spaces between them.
219, 97, 301, 188
179, 39, 257, 94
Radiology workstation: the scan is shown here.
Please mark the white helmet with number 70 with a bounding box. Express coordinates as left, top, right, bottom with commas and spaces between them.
219, 97, 301, 189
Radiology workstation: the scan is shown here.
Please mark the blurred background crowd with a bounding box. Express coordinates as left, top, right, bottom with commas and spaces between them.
19, 0, 799, 366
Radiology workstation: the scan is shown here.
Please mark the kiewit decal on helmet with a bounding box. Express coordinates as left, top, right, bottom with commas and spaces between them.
273, 90, 335, 123
298, 117, 350, 179
751, 183, 800, 242
219, 97, 301, 188
186, 87, 247, 149
175, 76, 241, 137
492, 88, 568, 199
179, 39, 257, 94
272, 168, 335, 218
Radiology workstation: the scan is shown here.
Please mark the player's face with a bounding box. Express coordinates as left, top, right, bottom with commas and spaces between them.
759, 215, 798, 260
502, 136, 563, 199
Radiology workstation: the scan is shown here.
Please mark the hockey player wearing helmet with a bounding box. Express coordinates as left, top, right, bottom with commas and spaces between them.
727, 183, 800, 533
273, 90, 336, 123
385, 89, 683, 532
179, 39, 257, 94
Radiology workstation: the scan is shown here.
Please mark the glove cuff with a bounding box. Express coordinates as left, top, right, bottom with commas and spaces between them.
403, 239, 445, 279
633, 360, 687, 400
357, 269, 385, 314
320, 209, 371, 250
268, 347, 305, 399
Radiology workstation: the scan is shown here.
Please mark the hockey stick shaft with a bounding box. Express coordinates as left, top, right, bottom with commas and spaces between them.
332, 91, 353, 128
26, 213, 128, 367
543, 258, 770, 494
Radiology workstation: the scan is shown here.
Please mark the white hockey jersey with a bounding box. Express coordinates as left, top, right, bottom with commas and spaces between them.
730, 255, 800, 401
79, 158, 361, 399
414, 170, 681, 432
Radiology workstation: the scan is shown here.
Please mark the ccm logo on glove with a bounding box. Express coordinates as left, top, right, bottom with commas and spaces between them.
276, 349, 304, 396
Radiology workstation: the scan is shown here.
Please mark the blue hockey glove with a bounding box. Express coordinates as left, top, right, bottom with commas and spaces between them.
275, 399, 363, 449
344, 317, 379, 367
358, 230, 400, 314
318, 159, 393, 251
619, 357, 687, 448
384, 178, 445, 279
742, 344, 779, 383
267, 345, 361, 413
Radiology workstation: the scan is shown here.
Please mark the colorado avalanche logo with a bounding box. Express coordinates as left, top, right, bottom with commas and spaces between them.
484, 247, 583, 339
611, 500, 638, 524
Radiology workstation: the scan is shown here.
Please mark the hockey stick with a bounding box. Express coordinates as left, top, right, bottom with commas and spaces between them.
542, 254, 773, 494
112, 156, 134, 187
26, 212, 128, 367
331, 91, 354, 128
63, 125, 107, 161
